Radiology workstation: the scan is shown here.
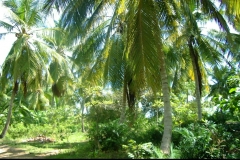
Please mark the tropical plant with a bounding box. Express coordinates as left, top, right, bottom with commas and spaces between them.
0, 0, 72, 138
39, 0, 240, 155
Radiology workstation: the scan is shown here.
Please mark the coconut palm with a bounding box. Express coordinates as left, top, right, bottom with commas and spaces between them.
42, 0, 237, 155
40, 21, 75, 108
42, 0, 174, 154
167, 0, 233, 121
0, 0, 72, 138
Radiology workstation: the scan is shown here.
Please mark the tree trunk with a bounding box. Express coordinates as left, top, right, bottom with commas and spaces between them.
0, 85, 17, 138
51, 95, 56, 108
120, 74, 127, 124
81, 99, 85, 133
126, 80, 136, 127
159, 51, 172, 155
188, 36, 202, 121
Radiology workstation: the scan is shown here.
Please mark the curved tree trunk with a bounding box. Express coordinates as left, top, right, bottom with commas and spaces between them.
189, 35, 202, 121
0, 83, 18, 138
159, 51, 173, 155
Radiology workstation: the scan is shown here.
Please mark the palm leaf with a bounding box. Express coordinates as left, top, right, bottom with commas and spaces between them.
103, 34, 125, 89
0, 21, 15, 32
200, 0, 231, 34
220, 0, 240, 17
125, 0, 162, 92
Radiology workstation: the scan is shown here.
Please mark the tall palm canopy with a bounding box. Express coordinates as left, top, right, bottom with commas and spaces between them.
0, 0, 73, 138
41, 0, 239, 155
0, 0, 238, 155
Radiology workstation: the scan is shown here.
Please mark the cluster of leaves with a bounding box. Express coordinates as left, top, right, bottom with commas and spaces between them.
88, 120, 129, 152
122, 140, 156, 159
175, 122, 219, 159
174, 120, 240, 159
5, 105, 82, 141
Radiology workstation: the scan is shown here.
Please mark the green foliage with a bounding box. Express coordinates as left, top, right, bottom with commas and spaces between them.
86, 105, 120, 124
175, 121, 240, 159
4, 105, 83, 141
210, 123, 240, 159
168, 93, 198, 127
125, 113, 152, 143
122, 140, 181, 159
176, 123, 214, 159
143, 123, 163, 146
88, 119, 128, 151
207, 73, 240, 123
122, 140, 155, 159
7, 122, 28, 139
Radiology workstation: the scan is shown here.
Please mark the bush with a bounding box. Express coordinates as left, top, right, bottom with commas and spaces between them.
8, 122, 28, 139
143, 123, 163, 145
176, 122, 228, 159
122, 140, 155, 159
88, 119, 129, 151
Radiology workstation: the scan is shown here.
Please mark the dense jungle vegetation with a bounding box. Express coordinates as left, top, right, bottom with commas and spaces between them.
0, 0, 239, 158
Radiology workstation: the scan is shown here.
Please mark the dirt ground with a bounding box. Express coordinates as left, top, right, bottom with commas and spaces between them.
0, 144, 59, 159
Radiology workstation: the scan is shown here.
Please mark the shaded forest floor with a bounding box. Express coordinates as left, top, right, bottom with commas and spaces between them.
0, 133, 89, 159
0, 133, 127, 159
0, 144, 58, 159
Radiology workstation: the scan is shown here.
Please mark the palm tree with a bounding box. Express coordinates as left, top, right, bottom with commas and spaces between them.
0, 0, 45, 138
41, 0, 237, 155
167, 0, 233, 121
40, 21, 75, 108
41, 0, 181, 154
0, 0, 71, 138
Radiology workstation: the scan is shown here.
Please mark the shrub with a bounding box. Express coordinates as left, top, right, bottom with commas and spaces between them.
143, 123, 163, 145
122, 140, 155, 159
88, 119, 129, 151
176, 122, 227, 159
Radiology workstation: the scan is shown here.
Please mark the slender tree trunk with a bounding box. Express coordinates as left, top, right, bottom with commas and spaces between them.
159, 51, 173, 155
51, 95, 56, 107
120, 74, 127, 124
147, 0, 172, 153
81, 99, 85, 133
126, 80, 136, 127
188, 36, 202, 121
0, 86, 17, 138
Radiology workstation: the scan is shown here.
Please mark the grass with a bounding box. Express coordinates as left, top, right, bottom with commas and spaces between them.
0, 132, 129, 159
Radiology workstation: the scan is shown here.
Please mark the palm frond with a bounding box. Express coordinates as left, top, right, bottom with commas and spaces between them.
2, 0, 18, 13
196, 35, 222, 67
200, 0, 230, 35
179, 0, 199, 34
156, 0, 180, 33
72, 20, 108, 67
25, 7, 42, 27
60, 0, 95, 31
125, 0, 162, 92
220, 0, 240, 17
0, 20, 15, 32
3, 4, 26, 29
205, 30, 237, 68
103, 34, 125, 89
0, 32, 10, 39
42, 0, 71, 15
